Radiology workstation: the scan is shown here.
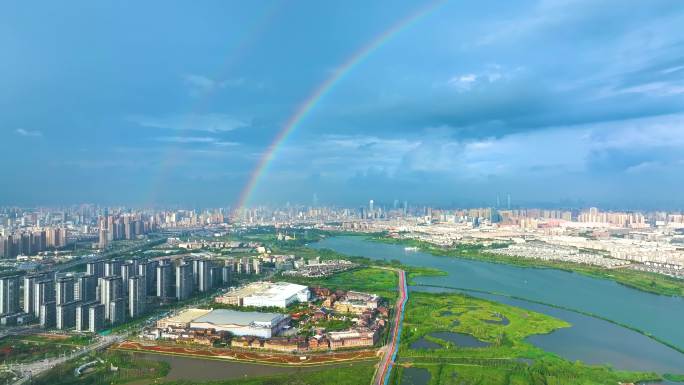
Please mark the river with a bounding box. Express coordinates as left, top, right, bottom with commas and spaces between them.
310, 236, 684, 375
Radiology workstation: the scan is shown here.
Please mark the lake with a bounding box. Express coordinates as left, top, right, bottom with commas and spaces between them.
311, 236, 684, 374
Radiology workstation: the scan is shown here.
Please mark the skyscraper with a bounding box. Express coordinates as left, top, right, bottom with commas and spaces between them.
175, 263, 193, 301
56, 301, 77, 330
221, 265, 232, 286
128, 276, 145, 318
98, 276, 123, 322
39, 301, 56, 328
76, 300, 98, 332
197, 260, 211, 292
75, 274, 98, 303
88, 303, 105, 332
86, 260, 104, 278
0, 275, 20, 315
55, 276, 75, 305
109, 298, 125, 325
33, 279, 55, 320
104, 260, 121, 277
156, 262, 173, 300
23, 274, 43, 316
120, 262, 134, 297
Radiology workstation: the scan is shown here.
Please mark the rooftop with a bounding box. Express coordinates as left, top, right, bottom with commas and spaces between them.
192, 309, 285, 326
221, 281, 308, 301
164, 308, 212, 324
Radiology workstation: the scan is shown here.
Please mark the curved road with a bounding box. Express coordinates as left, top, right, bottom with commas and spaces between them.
374, 268, 408, 385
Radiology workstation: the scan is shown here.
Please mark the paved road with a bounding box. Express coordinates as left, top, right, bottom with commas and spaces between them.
373, 268, 408, 385
7, 334, 123, 384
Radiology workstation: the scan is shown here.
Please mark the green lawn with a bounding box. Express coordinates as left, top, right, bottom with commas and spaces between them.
32, 351, 169, 385
163, 361, 376, 385
0, 334, 93, 364
279, 266, 399, 300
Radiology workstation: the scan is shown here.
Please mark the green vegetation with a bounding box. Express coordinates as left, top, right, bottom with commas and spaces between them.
664, 373, 684, 382
280, 266, 399, 300
0, 370, 16, 384
393, 291, 660, 385
0, 334, 93, 364
371, 235, 684, 297
401, 292, 569, 360
162, 362, 376, 385
32, 351, 169, 385
311, 318, 354, 332
393, 360, 660, 385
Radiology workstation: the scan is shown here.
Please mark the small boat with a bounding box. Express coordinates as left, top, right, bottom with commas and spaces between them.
404, 246, 419, 252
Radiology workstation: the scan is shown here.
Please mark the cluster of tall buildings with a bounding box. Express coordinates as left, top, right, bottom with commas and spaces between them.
577, 207, 647, 228
0, 227, 68, 258
97, 214, 154, 248
0, 254, 247, 332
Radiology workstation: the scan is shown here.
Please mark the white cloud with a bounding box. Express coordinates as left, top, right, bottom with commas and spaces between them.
445, 65, 519, 92
280, 113, 684, 181
154, 136, 217, 144
15, 129, 42, 137
129, 113, 249, 133
153, 136, 242, 149
447, 74, 477, 91
661, 65, 684, 75
184, 74, 246, 96
609, 82, 684, 97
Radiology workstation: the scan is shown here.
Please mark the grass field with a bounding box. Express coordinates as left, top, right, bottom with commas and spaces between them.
279, 266, 399, 300
161, 361, 376, 385
0, 334, 93, 364
394, 291, 661, 385
32, 351, 169, 385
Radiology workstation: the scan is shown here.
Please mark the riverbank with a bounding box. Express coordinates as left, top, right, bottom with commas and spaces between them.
392, 291, 662, 385
310, 235, 684, 373
412, 282, 684, 357
368, 235, 684, 297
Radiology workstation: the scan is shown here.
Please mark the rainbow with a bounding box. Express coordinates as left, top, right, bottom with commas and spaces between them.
234, 0, 445, 214
146, 1, 285, 207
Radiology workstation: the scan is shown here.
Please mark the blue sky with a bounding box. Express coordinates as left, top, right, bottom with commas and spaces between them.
2, 0, 684, 208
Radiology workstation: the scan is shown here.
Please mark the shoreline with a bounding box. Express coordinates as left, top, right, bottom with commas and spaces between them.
412, 283, 684, 356
364, 234, 684, 298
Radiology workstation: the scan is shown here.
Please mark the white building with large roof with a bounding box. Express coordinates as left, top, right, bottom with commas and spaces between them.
216, 281, 310, 308
190, 309, 288, 338
157, 308, 289, 338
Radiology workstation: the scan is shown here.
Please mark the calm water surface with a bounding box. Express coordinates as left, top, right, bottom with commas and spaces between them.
311, 236, 684, 374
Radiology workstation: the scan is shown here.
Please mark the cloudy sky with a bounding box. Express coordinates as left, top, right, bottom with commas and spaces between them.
2, 0, 684, 208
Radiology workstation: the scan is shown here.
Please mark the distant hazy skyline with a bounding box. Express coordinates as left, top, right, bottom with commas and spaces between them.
2, 1, 684, 208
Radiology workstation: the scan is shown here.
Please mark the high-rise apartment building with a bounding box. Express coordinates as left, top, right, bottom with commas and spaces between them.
0, 275, 20, 315
98, 276, 123, 322
156, 262, 173, 300
175, 263, 193, 301
128, 276, 145, 318
55, 276, 75, 305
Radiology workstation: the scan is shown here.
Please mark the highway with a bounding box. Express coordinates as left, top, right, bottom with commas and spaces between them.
373, 268, 408, 385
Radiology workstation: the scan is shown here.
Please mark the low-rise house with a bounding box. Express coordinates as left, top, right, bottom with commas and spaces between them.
328, 328, 378, 349
263, 337, 307, 352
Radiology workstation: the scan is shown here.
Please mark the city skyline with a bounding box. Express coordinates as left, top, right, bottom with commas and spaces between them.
3, 1, 684, 207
